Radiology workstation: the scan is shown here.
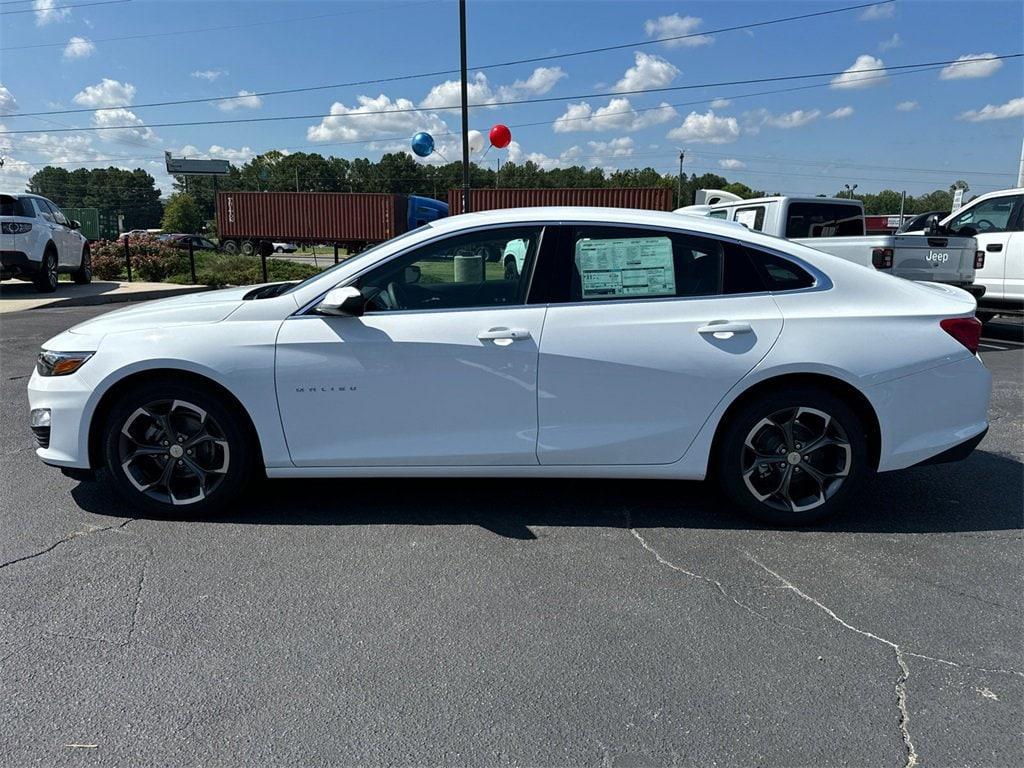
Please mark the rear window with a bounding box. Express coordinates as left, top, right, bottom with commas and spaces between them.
785, 202, 864, 238
0, 196, 35, 217
747, 248, 816, 291
734, 206, 766, 231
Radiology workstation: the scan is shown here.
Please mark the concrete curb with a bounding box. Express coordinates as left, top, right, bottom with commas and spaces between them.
26, 285, 215, 310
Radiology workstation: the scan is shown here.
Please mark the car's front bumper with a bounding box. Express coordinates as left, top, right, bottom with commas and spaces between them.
27, 368, 95, 468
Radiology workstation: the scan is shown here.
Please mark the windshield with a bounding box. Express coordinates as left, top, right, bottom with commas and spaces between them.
282, 224, 432, 294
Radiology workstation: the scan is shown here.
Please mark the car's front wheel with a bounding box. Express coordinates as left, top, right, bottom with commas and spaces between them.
102, 382, 253, 516
716, 387, 869, 525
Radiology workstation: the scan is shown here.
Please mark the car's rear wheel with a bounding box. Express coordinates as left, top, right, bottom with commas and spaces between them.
33, 249, 59, 292
102, 382, 253, 516
716, 387, 869, 525
275, 246, 283, 253
71, 246, 92, 284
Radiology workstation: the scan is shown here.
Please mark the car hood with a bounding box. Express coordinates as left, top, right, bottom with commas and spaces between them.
65, 285, 254, 338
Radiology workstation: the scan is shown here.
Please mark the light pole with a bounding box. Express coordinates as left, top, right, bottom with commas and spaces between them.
843, 183, 858, 199
677, 149, 685, 207
459, 0, 471, 213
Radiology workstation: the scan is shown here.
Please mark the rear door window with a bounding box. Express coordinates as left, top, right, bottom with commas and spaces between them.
538, 226, 767, 303
785, 202, 864, 238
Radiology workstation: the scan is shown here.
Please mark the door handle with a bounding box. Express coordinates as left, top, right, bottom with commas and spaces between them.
697, 321, 753, 336
986, 243, 1003, 252
478, 327, 531, 341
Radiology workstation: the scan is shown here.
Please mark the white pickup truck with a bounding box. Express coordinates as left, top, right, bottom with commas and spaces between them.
901, 187, 1022, 323
677, 190, 982, 297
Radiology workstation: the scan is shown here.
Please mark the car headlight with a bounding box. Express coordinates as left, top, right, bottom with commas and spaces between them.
36, 350, 94, 377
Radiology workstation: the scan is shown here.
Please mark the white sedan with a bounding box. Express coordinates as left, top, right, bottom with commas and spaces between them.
27, 207, 990, 524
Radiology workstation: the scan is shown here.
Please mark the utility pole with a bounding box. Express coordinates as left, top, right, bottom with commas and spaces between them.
459, 0, 471, 214
295, 169, 299, 193
1017, 135, 1024, 188
677, 149, 685, 207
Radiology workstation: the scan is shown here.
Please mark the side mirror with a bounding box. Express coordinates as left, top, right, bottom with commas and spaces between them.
70, 219, 81, 230
317, 285, 365, 317
925, 214, 941, 234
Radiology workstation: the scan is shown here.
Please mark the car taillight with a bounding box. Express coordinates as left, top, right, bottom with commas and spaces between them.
940, 317, 982, 355
1, 222, 32, 234
872, 247, 894, 269
974, 251, 985, 270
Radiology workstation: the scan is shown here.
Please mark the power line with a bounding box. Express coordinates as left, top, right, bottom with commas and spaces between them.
1, 0, 129, 15
4, 53, 1019, 136
10, 0, 896, 118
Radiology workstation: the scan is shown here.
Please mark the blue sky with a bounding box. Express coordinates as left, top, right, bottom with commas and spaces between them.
1, 0, 1021, 198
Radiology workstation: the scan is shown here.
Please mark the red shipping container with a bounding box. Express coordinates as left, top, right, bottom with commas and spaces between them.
448, 187, 673, 215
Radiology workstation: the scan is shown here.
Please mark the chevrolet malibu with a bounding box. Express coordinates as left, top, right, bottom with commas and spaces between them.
28, 207, 991, 524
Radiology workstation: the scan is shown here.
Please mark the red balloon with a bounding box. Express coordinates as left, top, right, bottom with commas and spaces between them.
489, 124, 512, 149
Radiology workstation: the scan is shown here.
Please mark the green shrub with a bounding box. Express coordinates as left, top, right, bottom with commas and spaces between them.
167, 252, 324, 287
88, 236, 186, 282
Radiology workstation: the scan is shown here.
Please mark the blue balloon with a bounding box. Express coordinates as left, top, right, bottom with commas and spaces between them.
411, 131, 434, 158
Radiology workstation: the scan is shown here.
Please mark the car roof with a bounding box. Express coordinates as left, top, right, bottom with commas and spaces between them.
426, 206, 756, 237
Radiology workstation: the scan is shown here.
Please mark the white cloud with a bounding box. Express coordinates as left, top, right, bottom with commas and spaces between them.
710, 98, 731, 109
718, 158, 746, 170
895, 100, 918, 112
747, 108, 822, 130
216, 90, 263, 111
192, 69, 227, 82
19, 132, 97, 163
178, 143, 254, 163
505, 140, 581, 171
613, 52, 679, 93
62, 36, 94, 59
72, 78, 135, 108
860, 3, 895, 21
92, 107, 159, 144
667, 110, 740, 144
643, 13, 713, 47
420, 67, 566, 111
33, 0, 70, 26
586, 136, 635, 158
957, 97, 1024, 123
830, 55, 888, 89
827, 106, 854, 119
308, 94, 450, 145
553, 97, 677, 133
879, 32, 901, 51
939, 53, 1003, 80
0, 84, 18, 115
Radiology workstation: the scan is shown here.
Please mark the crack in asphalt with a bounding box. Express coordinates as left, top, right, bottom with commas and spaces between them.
0, 518, 134, 572
125, 545, 152, 650
749, 555, 919, 768
625, 511, 807, 633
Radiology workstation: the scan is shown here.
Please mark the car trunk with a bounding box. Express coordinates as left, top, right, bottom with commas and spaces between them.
892, 233, 977, 285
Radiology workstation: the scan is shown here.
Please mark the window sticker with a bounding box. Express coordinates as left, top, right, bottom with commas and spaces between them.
575, 237, 675, 299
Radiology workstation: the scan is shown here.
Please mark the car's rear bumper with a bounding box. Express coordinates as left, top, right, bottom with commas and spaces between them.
913, 426, 987, 466
1, 250, 40, 276
870, 355, 991, 472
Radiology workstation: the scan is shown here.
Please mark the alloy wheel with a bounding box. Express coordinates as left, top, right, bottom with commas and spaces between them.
741, 407, 852, 514
117, 399, 231, 506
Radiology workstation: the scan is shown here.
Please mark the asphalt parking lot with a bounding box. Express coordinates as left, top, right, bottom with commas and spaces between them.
1, 305, 1021, 767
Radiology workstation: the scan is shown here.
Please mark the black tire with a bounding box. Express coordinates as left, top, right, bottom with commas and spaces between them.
102, 381, 254, 517
222, 239, 240, 255
71, 245, 92, 285
975, 311, 996, 325
33, 248, 59, 292
274, 246, 283, 253
715, 387, 870, 525
240, 240, 255, 256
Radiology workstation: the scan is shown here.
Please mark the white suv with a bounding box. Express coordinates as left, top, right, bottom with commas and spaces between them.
1, 193, 91, 292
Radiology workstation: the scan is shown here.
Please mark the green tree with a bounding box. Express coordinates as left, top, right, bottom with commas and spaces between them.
161, 193, 204, 233
29, 166, 163, 230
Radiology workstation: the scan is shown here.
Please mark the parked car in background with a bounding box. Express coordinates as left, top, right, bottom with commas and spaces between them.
28, 207, 990, 525
905, 189, 1022, 323
1, 192, 92, 292
164, 234, 219, 252
896, 210, 950, 234
126, 228, 163, 238
677, 190, 981, 296
272, 242, 298, 253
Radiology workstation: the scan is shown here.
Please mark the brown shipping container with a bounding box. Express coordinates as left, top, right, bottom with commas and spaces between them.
216, 192, 406, 243
448, 187, 673, 215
